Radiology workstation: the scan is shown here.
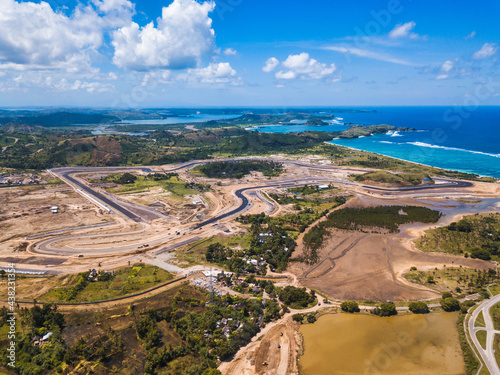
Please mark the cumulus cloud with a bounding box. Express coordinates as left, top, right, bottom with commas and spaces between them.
0, 1, 99, 71
223, 48, 237, 56
262, 57, 279, 72
0, 0, 134, 72
389, 21, 419, 39
271, 53, 336, 80
183, 62, 241, 85
473, 43, 498, 60
112, 0, 216, 71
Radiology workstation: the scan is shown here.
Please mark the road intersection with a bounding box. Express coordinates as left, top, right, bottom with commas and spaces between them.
469, 289, 500, 375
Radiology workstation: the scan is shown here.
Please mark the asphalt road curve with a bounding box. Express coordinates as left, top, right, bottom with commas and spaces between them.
195, 182, 296, 228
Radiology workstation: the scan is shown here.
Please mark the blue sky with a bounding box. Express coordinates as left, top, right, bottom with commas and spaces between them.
0, 0, 499, 107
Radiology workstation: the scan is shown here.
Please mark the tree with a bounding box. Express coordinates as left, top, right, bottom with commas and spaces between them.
440, 297, 460, 312
115, 172, 137, 185
202, 369, 222, 375
471, 248, 491, 260
340, 301, 360, 313
442, 292, 453, 299
307, 314, 317, 323
292, 314, 304, 323
373, 302, 397, 317
408, 301, 429, 314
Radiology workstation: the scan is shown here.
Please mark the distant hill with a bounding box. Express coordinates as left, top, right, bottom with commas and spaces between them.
0, 112, 119, 127
0, 122, 45, 133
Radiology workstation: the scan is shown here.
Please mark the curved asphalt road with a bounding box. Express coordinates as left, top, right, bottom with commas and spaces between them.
469, 292, 500, 375
52, 158, 473, 224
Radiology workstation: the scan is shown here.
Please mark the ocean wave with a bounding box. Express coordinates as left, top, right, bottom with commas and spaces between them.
390, 131, 403, 137
407, 142, 500, 158
379, 141, 394, 144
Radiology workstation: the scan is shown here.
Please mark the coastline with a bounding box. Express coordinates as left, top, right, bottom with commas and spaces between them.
323, 140, 498, 179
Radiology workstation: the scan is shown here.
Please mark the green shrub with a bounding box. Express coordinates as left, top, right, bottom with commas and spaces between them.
340, 301, 360, 313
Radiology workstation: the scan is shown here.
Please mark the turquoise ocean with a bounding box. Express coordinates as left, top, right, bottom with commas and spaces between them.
250, 107, 500, 178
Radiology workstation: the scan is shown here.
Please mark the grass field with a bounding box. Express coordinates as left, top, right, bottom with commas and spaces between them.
476, 330, 487, 350
494, 335, 500, 371
489, 283, 500, 296
490, 302, 500, 331
174, 234, 252, 267
476, 311, 486, 327
39, 264, 174, 303
403, 267, 496, 295
352, 170, 433, 186
109, 175, 199, 198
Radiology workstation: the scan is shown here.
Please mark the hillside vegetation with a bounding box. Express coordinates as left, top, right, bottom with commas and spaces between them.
0, 284, 283, 374
216, 132, 334, 155
196, 160, 284, 179
354, 171, 433, 186
416, 213, 500, 260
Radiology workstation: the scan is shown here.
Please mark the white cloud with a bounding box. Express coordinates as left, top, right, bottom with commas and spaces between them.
92, 0, 135, 27
112, 0, 216, 71
0, 1, 100, 71
262, 57, 279, 72
183, 62, 241, 85
55, 79, 115, 93
324, 46, 414, 66
0, 0, 135, 72
273, 53, 336, 80
441, 60, 454, 73
1, 71, 115, 93
223, 48, 237, 56
140, 71, 171, 87
465, 31, 476, 39
473, 43, 498, 60
435, 60, 454, 80
275, 70, 297, 80
389, 21, 418, 39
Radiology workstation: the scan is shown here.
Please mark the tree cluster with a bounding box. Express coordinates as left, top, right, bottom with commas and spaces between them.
198, 160, 284, 179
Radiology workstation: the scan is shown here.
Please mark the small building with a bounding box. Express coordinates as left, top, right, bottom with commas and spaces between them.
50, 206, 59, 214
318, 184, 329, 190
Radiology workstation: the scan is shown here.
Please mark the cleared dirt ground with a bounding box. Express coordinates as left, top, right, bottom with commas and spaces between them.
219, 318, 301, 375
0, 185, 111, 256
289, 197, 495, 302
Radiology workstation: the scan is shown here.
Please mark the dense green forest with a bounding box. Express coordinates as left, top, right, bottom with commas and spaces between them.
196, 160, 284, 179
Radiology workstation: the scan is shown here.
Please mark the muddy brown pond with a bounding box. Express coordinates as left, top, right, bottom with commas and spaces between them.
299, 312, 464, 375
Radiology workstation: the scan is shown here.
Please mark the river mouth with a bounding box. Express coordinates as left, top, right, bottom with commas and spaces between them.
299, 312, 464, 375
